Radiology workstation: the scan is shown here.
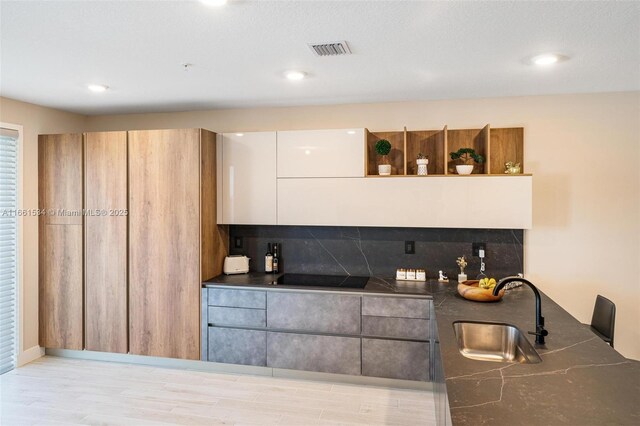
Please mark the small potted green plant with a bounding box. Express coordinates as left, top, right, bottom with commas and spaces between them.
416, 153, 429, 175
450, 148, 484, 175
375, 139, 392, 175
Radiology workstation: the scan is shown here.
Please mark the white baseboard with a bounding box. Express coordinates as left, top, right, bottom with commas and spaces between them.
17, 345, 45, 366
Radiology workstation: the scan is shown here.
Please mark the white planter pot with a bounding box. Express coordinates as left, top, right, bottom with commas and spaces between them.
378, 164, 391, 176
456, 165, 474, 175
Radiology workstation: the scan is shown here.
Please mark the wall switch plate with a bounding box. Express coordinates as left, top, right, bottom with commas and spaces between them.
472, 242, 486, 257
234, 236, 243, 249
405, 240, 415, 254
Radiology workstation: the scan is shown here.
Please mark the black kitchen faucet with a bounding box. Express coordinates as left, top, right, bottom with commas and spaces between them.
493, 276, 549, 345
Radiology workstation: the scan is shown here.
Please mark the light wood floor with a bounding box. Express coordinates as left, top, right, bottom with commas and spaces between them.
0, 356, 436, 426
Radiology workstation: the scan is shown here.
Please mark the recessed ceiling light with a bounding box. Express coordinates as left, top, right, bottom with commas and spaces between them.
200, 0, 227, 6
87, 84, 108, 93
284, 70, 307, 81
235, 133, 244, 137
347, 130, 356, 135
530, 53, 567, 66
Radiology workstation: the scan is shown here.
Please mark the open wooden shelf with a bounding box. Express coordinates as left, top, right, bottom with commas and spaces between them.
488, 127, 524, 174
406, 127, 447, 175
366, 129, 405, 176
365, 124, 524, 177
446, 125, 489, 175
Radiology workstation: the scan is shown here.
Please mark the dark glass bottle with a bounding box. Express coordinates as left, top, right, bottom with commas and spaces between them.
272, 243, 280, 274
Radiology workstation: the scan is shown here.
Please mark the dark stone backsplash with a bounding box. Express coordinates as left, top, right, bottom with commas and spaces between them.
229, 226, 523, 280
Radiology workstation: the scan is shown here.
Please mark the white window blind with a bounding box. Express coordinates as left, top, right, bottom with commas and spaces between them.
0, 127, 18, 375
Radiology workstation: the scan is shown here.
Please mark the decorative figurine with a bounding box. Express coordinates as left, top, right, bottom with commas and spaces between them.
504, 162, 522, 174
416, 153, 429, 176
456, 256, 468, 283
438, 270, 449, 283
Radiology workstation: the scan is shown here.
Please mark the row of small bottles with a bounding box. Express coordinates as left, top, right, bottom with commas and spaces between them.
264, 243, 281, 273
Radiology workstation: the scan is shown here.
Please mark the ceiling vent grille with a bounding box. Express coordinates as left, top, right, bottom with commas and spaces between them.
308, 41, 352, 56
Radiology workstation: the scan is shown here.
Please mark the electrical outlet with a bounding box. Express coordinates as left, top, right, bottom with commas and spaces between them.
234, 236, 243, 249
405, 240, 415, 254
472, 242, 486, 257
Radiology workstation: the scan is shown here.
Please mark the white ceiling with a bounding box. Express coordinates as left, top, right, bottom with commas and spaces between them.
1, 0, 639, 115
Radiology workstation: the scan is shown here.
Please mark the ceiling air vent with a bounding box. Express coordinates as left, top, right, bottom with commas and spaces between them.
308, 41, 352, 56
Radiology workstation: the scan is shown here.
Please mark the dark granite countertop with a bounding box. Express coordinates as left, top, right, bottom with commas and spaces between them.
203, 272, 432, 296
203, 274, 639, 425
430, 281, 640, 426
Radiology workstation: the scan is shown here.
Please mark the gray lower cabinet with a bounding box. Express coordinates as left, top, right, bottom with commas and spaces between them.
362, 338, 430, 381
208, 327, 266, 366
267, 332, 361, 375
208, 288, 266, 309
203, 287, 432, 382
362, 316, 429, 341
208, 306, 266, 327
362, 296, 429, 319
267, 292, 361, 334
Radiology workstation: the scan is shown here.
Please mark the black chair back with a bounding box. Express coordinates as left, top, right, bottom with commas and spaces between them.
590, 295, 616, 348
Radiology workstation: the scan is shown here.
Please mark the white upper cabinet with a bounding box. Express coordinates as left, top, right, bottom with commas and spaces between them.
277, 176, 532, 229
219, 132, 277, 225
277, 129, 365, 177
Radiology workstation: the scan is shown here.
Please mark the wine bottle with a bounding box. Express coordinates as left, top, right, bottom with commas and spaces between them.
272, 243, 279, 274
265, 243, 273, 273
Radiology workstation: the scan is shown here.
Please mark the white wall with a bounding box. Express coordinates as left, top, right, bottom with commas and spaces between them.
85, 92, 640, 360
3, 91, 639, 361
0, 97, 87, 362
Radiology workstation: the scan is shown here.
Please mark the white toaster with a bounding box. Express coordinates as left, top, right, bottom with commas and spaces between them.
223, 255, 250, 274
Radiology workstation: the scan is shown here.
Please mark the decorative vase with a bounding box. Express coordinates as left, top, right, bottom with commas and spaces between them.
456, 164, 474, 175
417, 158, 429, 176
378, 155, 391, 176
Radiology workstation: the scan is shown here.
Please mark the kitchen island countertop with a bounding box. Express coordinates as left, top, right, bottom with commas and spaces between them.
203, 274, 640, 425
430, 281, 640, 426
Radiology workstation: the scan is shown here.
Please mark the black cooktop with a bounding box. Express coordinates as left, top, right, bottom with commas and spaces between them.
276, 273, 370, 289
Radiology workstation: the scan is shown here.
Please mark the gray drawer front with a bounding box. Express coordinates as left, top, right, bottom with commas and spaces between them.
362, 316, 430, 341
208, 306, 266, 328
362, 296, 429, 319
362, 338, 429, 381
267, 332, 361, 376
267, 292, 361, 334
208, 288, 266, 309
208, 327, 266, 366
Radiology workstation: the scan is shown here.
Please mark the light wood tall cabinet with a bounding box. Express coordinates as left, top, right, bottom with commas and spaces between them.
84, 131, 128, 353
128, 129, 225, 360
39, 128, 226, 359
38, 133, 83, 349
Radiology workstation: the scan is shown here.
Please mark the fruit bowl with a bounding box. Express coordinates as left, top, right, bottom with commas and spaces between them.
457, 280, 505, 302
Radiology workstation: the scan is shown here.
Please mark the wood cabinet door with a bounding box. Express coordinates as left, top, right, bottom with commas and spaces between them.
38, 133, 83, 349
128, 129, 201, 360
84, 131, 128, 353
38, 134, 83, 225
39, 225, 83, 349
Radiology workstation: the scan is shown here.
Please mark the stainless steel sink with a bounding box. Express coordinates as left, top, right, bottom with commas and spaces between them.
452, 321, 542, 364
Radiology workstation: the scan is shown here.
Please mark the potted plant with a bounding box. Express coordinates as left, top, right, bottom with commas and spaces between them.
375, 139, 392, 175
416, 153, 429, 175
450, 148, 484, 175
